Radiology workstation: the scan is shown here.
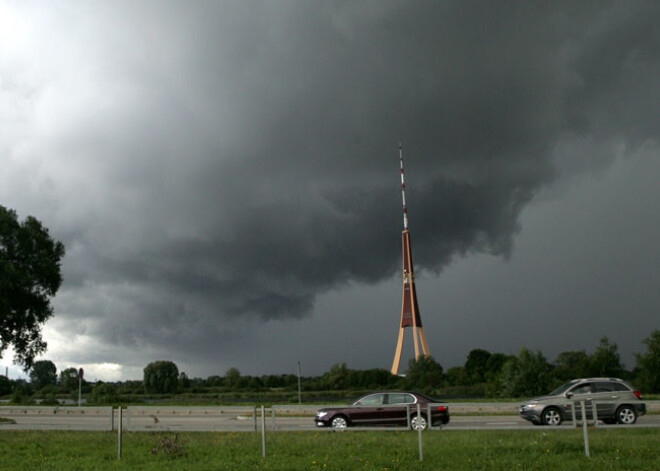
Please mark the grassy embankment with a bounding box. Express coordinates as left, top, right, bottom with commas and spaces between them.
1, 428, 659, 470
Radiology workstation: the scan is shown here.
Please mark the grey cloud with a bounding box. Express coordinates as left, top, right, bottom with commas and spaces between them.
3, 1, 660, 374
59, 2, 659, 317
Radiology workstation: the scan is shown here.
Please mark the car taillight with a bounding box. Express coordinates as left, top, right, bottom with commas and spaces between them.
633, 390, 643, 400
436, 406, 448, 412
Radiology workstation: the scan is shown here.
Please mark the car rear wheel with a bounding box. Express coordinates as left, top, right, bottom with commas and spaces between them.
541, 407, 562, 426
616, 406, 637, 425
410, 414, 428, 431
331, 415, 348, 430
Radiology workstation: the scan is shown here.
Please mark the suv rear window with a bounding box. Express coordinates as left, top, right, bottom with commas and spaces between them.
594, 382, 628, 392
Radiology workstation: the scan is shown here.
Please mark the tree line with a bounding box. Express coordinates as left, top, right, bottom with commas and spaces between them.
2, 330, 659, 404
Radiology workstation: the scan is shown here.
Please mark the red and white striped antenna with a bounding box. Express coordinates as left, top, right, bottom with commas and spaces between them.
399, 142, 409, 231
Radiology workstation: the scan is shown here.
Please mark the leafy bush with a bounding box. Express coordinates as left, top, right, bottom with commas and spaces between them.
10, 385, 34, 404
92, 382, 119, 404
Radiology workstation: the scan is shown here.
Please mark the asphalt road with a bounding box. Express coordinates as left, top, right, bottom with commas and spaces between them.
1, 405, 659, 432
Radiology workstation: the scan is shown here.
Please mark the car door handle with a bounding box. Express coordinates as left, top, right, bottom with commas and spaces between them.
612, 395, 619, 399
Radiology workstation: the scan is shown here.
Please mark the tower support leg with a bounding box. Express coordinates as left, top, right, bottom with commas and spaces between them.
412, 325, 421, 359
418, 327, 430, 357
391, 327, 406, 375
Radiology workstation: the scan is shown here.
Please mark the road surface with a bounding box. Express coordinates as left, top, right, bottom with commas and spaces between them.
1, 404, 658, 432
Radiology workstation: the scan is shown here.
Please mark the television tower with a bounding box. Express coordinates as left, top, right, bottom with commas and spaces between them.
391, 143, 430, 375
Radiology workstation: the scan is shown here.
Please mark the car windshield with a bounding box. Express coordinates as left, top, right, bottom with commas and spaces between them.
548, 382, 574, 396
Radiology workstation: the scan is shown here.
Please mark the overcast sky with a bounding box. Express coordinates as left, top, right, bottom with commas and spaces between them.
1, 1, 659, 382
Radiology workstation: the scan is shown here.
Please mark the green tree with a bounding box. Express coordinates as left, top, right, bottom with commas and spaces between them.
635, 330, 660, 393
484, 353, 510, 382
553, 350, 589, 382
225, 367, 241, 389
143, 361, 179, 394
59, 367, 80, 393
588, 337, 624, 377
464, 349, 492, 384
29, 360, 57, 390
263, 374, 285, 389
206, 375, 224, 387
10, 381, 33, 404
0, 375, 13, 395
247, 376, 264, 391
178, 372, 191, 390
445, 366, 470, 387
92, 382, 119, 404
405, 355, 444, 391
0, 206, 65, 369
495, 349, 552, 398
349, 368, 397, 389
321, 363, 350, 390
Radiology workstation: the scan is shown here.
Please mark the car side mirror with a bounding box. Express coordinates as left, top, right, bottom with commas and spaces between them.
565, 392, 573, 399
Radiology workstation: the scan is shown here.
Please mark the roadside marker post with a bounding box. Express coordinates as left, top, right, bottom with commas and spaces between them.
571, 402, 577, 427
417, 403, 423, 462
261, 405, 267, 458
580, 401, 590, 458
118, 407, 123, 460
592, 403, 599, 428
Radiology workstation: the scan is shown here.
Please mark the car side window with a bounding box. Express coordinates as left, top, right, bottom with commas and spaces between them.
571, 383, 592, 395
356, 394, 384, 406
594, 382, 614, 393
610, 383, 629, 392
388, 393, 414, 404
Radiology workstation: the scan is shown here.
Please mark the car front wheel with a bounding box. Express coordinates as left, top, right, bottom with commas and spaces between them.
331, 415, 348, 430
616, 406, 637, 425
410, 414, 428, 431
541, 407, 562, 426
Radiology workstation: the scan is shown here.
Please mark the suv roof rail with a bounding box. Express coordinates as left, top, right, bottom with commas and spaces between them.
573, 377, 624, 382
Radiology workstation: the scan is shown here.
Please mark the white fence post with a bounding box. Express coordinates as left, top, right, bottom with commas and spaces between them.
571, 402, 577, 428
580, 401, 590, 458
592, 402, 598, 428
261, 405, 267, 458
417, 403, 423, 462
117, 407, 122, 460
406, 405, 411, 429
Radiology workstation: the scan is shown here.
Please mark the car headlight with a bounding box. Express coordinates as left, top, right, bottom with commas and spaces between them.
316, 411, 328, 418
523, 404, 537, 409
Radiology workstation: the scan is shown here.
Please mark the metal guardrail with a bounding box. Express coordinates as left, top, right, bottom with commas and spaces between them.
125, 405, 259, 431
0, 406, 114, 430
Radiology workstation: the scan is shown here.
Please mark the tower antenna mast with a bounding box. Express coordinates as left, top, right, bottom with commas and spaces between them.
391, 143, 431, 375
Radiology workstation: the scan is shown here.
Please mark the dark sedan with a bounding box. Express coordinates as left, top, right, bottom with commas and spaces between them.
315, 392, 449, 430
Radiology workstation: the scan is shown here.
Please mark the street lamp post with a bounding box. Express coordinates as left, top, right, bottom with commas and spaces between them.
78, 368, 84, 407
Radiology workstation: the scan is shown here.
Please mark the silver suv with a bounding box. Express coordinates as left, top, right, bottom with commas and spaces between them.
519, 378, 646, 426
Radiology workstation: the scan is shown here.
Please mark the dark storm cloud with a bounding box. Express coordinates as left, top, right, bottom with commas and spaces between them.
2, 1, 660, 373
56, 2, 660, 321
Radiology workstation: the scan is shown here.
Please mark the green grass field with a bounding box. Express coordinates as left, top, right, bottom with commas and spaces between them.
1, 428, 659, 470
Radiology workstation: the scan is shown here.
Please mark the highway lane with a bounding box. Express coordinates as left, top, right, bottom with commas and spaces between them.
1, 406, 659, 431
